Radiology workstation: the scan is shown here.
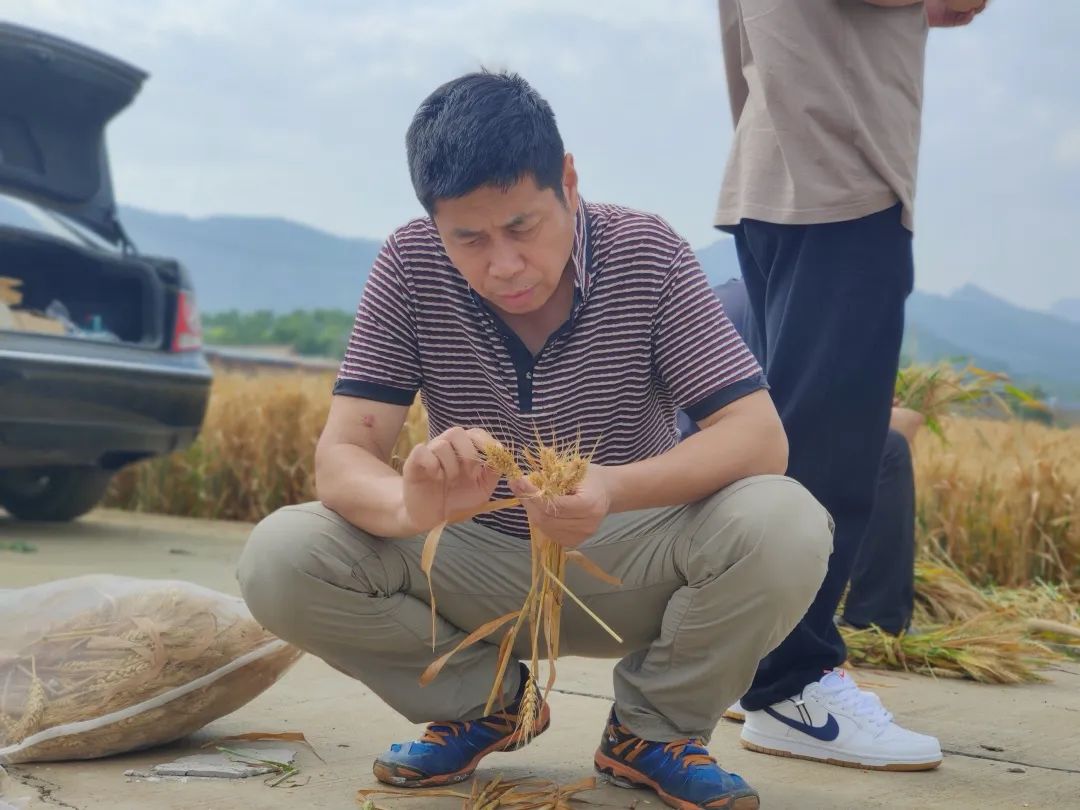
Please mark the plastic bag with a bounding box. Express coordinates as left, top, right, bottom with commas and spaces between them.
0, 575, 303, 764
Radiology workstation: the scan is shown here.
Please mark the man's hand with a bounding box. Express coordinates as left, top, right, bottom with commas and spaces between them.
890, 406, 927, 445
927, 0, 985, 27
508, 463, 614, 549
401, 426, 502, 533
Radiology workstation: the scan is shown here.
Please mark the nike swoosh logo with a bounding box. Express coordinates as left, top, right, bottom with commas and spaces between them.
763, 707, 840, 742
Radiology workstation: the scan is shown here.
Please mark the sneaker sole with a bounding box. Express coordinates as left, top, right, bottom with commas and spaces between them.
722, 708, 746, 724
372, 703, 551, 788
739, 729, 941, 772
595, 752, 760, 810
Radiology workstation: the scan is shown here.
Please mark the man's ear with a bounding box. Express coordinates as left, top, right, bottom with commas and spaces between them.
562, 153, 579, 209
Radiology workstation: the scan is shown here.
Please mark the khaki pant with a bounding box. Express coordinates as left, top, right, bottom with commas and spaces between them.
237, 475, 832, 742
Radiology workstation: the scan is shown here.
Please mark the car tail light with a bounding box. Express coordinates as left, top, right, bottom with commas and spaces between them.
171, 289, 203, 352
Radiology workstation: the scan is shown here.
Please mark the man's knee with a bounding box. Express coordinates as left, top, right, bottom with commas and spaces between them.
237, 502, 378, 640
696, 476, 833, 599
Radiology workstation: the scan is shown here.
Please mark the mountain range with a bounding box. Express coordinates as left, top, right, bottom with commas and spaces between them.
695, 239, 1080, 404
1052, 298, 1080, 324
120, 206, 381, 313
121, 205, 1080, 403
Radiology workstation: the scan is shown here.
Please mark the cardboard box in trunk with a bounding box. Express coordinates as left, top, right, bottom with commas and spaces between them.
0, 276, 24, 306
5, 309, 67, 335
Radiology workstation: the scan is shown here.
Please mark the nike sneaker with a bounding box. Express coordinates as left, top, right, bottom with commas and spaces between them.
740, 669, 942, 771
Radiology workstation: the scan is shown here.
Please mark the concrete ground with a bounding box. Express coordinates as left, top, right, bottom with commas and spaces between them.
1, 508, 1077, 809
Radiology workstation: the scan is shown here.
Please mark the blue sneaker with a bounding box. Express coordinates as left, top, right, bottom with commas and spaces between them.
595, 708, 760, 810
373, 666, 550, 788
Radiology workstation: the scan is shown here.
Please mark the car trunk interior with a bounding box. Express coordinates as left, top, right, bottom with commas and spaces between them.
0, 229, 165, 347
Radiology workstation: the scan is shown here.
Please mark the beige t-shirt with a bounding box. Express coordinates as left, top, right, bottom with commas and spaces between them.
715, 0, 928, 231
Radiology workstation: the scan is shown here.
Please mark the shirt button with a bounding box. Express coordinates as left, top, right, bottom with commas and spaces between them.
525, 372, 533, 379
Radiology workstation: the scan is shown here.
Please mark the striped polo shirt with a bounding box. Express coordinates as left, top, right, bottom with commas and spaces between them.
335, 199, 765, 538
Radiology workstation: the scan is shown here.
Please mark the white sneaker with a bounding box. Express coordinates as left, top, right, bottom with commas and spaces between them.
740, 669, 942, 771
723, 700, 746, 723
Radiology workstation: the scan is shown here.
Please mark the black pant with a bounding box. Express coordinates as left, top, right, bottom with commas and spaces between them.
842, 429, 916, 636
674, 419, 916, 636
733, 205, 914, 710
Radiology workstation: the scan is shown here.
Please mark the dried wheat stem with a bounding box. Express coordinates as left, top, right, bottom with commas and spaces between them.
540, 562, 623, 643
423, 437, 622, 741
1027, 618, 1080, 639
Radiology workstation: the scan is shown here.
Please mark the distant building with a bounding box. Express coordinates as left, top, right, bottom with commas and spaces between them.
204, 344, 339, 374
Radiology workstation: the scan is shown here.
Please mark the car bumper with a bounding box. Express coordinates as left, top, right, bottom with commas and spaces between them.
0, 343, 213, 469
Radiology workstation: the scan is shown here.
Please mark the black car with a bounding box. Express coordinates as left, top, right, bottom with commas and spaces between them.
0, 23, 212, 521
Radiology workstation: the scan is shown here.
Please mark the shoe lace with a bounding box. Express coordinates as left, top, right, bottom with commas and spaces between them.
420, 720, 472, 746
420, 705, 519, 747
662, 738, 717, 770
613, 723, 716, 771
816, 670, 893, 730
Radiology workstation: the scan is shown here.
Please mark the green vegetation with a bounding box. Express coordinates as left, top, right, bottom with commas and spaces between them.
202, 309, 353, 358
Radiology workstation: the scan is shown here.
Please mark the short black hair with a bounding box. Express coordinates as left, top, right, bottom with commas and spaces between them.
406, 70, 566, 215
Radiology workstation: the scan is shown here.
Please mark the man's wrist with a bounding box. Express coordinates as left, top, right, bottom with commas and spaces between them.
386, 480, 424, 538
602, 463, 632, 515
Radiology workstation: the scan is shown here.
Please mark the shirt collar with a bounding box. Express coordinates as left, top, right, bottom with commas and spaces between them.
570, 196, 592, 302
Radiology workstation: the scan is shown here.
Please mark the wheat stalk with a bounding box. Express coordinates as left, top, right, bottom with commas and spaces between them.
357, 774, 602, 808
419, 436, 622, 742
841, 616, 1061, 684
514, 674, 539, 744
6, 659, 46, 743
842, 562, 1080, 683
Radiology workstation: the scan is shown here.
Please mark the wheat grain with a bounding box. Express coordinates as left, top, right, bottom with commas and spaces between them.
6, 662, 45, 743
515, 675, 538, 744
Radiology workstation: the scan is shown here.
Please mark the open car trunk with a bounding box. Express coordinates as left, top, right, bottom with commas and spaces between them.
0, 23, 146, 244
0, 228, 165, 347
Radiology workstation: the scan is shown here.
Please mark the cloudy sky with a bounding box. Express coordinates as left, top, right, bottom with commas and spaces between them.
3, 1, 1078, 309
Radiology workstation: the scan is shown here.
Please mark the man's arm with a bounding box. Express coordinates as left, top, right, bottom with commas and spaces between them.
315, 395, 414, 537
316, 395, 505, 539
863, 0, 986, 24
889, 405, 926, 445
607, 389, 787, 514
510, 389, 788, 548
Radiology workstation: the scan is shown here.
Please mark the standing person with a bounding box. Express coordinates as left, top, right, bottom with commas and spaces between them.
842, 404, 924, 637
714, 0, 984, 771
679, 278, 925, 638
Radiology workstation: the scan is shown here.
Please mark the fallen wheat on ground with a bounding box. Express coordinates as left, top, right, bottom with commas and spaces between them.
841, 561, 1079, 683
358, 774, 606, 809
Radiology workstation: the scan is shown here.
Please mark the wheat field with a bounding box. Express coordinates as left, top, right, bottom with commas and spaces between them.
105, 371, 1080, 589
913, 419, 1080, 587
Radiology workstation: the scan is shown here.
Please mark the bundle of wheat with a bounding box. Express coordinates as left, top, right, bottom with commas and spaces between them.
841, 615, 1060, 684
982, 580, 1080, 624
842, 563, 1079, 682
913, 561, 992, 624
0, 581, 302, 763
894, 363, 1016, 437
980, 581, 1080, 657
418, 439, 622, 741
